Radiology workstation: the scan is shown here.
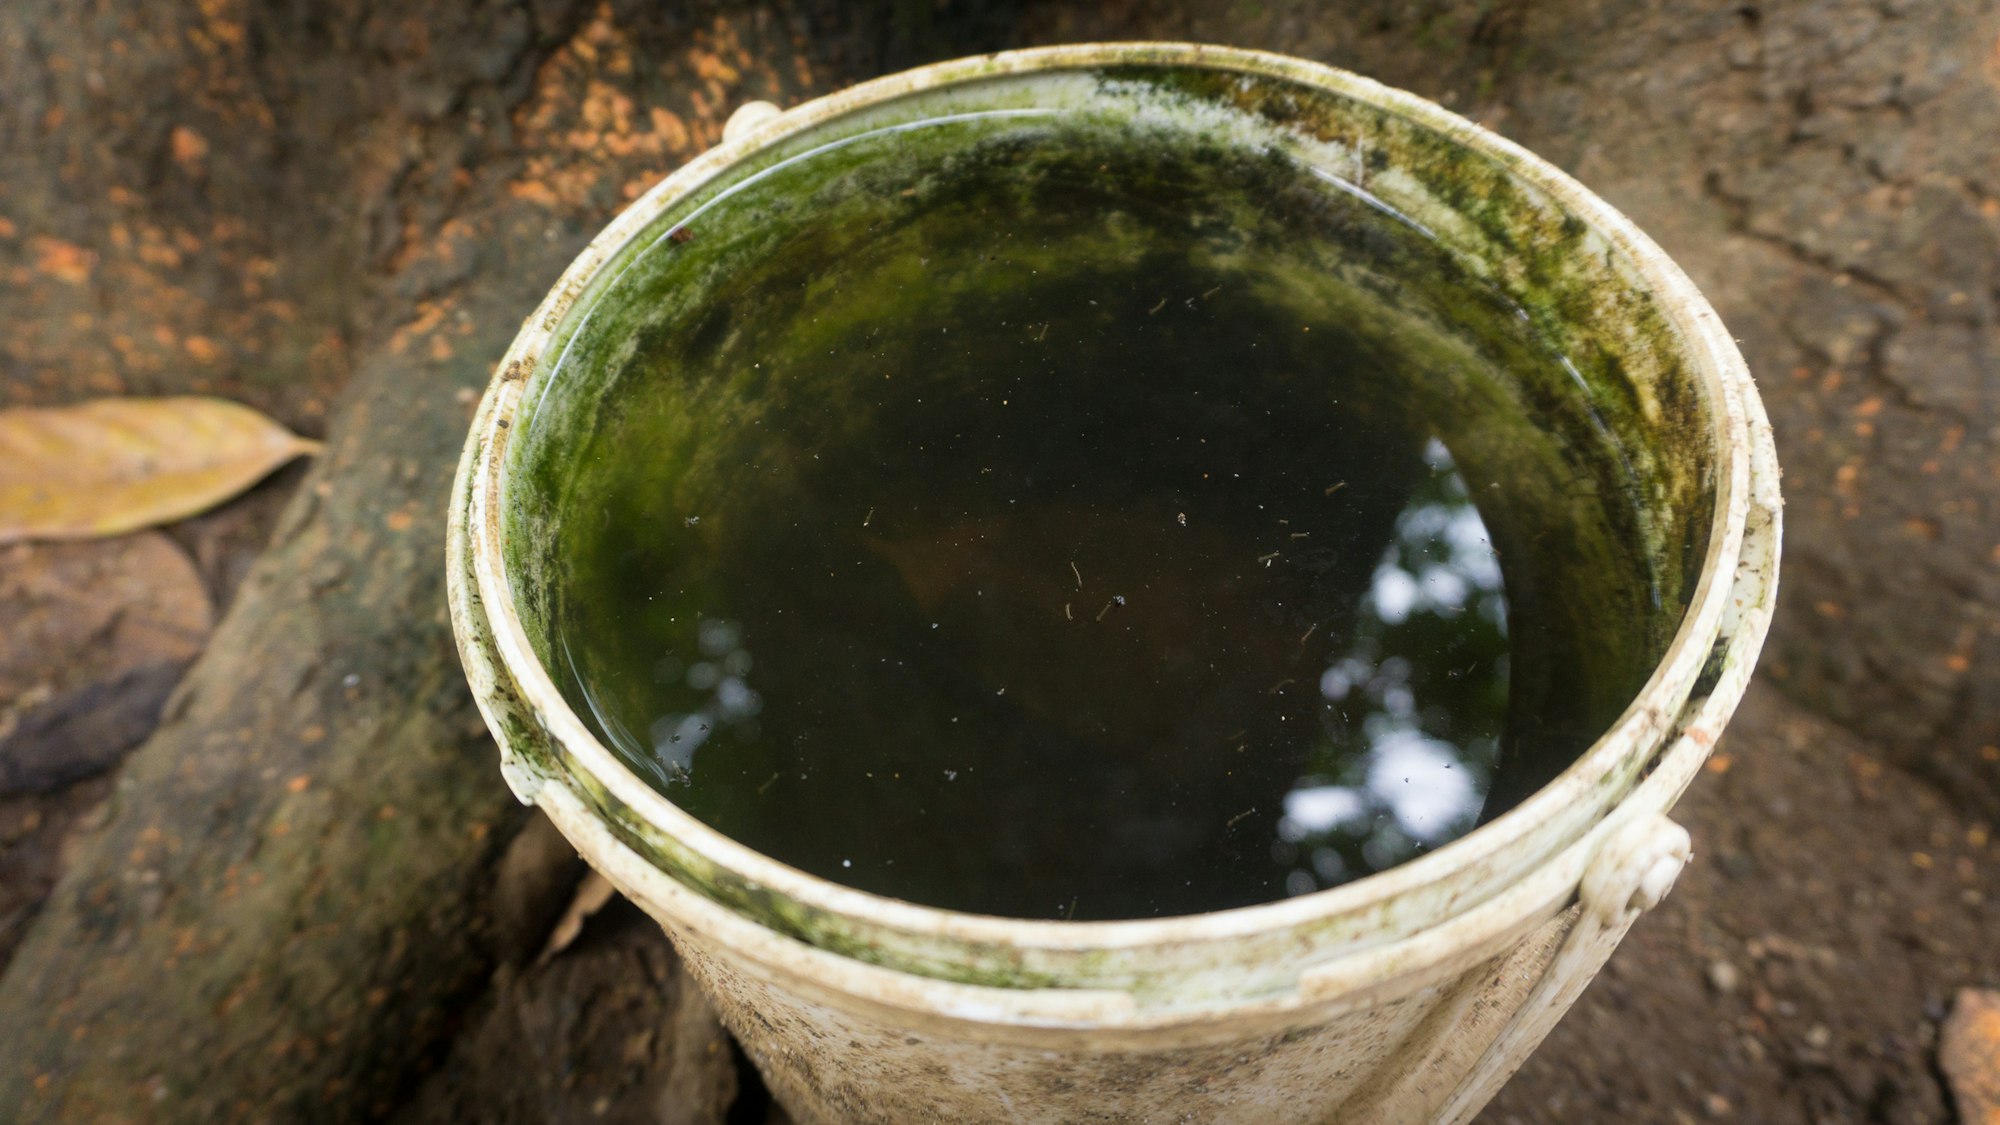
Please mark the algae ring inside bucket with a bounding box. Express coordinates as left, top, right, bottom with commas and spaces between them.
450, 43, 1779, 1124
528, 102, 1670, 921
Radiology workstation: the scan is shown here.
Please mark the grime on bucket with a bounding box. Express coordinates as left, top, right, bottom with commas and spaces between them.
513, 100, 1687, 920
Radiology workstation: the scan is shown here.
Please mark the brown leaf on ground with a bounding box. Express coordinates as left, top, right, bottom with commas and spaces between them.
0, 533, 212, 793
0, 533, 214, 703
1943, 989, 2000, 1125
0, 662, 186, 795
0, 396, 321, 543
0, 532, 213, 965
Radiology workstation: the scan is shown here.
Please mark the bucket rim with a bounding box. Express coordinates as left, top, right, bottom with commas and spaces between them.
453, 41, 1776, 971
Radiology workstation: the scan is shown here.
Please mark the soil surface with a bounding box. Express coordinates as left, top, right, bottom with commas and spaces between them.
0, 1, 1995, 1121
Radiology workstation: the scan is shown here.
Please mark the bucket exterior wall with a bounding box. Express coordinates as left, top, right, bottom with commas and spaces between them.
448, 43, 1782, 1123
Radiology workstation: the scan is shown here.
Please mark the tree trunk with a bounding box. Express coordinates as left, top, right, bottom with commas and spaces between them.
0, 1, 916, 1117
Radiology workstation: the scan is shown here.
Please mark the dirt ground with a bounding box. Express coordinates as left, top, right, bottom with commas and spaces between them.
2, 0, 1996, 1121
382, 682, 2000, 1125
1491, 684, 1996, 1125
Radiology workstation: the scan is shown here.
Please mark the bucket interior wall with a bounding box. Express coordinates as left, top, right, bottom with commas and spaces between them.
497, 64, 1721, 916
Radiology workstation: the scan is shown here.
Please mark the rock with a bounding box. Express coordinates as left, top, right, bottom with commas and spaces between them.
1707, 960, 1742, 994
1940, 989, 2000, 1125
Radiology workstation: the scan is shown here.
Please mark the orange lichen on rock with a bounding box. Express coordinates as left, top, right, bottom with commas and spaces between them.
505, 6, 770, 214
170, 125, 210, 170
386, 301, 450, 356
30, 236, 96, 285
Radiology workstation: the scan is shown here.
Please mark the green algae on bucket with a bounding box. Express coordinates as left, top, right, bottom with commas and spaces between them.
517, 105, 1680, 921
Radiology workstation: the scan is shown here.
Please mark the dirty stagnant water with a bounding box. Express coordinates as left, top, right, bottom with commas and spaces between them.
536, 109, 1665, 920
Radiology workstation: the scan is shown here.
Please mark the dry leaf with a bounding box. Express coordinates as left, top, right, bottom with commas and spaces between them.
0, 533, 213, 794
0, 396, 322, 544
538, 870, 618, 964
0, 532, 213, 701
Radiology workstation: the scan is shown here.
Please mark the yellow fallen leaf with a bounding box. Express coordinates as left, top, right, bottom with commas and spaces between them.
0, 396, 323, 543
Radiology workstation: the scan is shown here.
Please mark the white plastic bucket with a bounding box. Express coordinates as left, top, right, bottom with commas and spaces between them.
449, 43, 1781, 1123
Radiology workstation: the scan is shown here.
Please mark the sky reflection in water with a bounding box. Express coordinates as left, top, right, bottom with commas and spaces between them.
1274, 439, 1509, 896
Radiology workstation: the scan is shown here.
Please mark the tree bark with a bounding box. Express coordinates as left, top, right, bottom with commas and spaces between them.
0, 1, 904, 1117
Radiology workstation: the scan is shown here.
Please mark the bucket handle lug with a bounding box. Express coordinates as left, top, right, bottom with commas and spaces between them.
1581, 812, 1693, 921
1434, 813, 1691, 1125
723, 101, 783, 144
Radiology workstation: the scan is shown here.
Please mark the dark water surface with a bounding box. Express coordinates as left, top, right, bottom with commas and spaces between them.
536, 111, 1664, 919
